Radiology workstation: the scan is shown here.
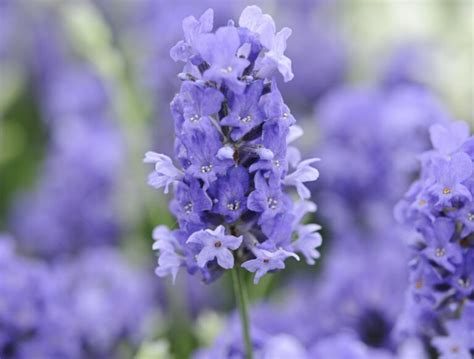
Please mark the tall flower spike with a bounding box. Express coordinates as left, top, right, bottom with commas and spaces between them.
146, 6, 321, 284
396, 120, 474, 358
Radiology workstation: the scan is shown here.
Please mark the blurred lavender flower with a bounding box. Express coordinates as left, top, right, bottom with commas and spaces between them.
193, 313, 310, 359
395, 120, 474, 357
315, 85, 448, 235
276, 0, 347, 112
431, 303, 474, 359
10, 65, 122, 259
380, 43, 432, 90
0, 237, 80, 359
54, 247, 156, 358
309, 334, 394, 359
146, 6, 322, 284
0, 237, 156, 358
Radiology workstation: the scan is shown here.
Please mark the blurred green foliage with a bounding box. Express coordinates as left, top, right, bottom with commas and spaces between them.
0, 88, 46, 230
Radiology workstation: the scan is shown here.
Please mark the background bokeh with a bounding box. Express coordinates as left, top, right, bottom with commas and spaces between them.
0, 0, 472, 358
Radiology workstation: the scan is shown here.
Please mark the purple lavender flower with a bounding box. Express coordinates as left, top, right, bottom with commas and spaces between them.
380, 43, 432, 90
152, 226, 184, 282
247, 173, 291, 225
422, 218, 462, 273
310, 334, 394, 359
455, 201, 474, 237
146, 6, 321, 284
275, 0, 347, 110
428, 152, 472, 206
132, 0, 242, 155
431, 304, 474, 359
0, 237, 80, 358
0, 237, 156, 359
179, 81, 225, 132
187, 226, 243, 269
54, 247, 156, 358
430, 121, 470, 156
220, 80, 265, 141
196, 26, 250, 93
315, 85, 448, 235
170, 8, 214, 63
292, 223, 322, 265
239, 6, 294, 82
396, 120, 474, 356
144, 152, 182, 193
10, 66, 122, 260
208, 166, 249, 223
241, 248, 299, 284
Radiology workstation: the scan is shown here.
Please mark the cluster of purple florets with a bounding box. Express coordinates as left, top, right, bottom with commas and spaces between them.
146, 6, 321, 284
396, 121, 474, 356
0, 238, 154, 359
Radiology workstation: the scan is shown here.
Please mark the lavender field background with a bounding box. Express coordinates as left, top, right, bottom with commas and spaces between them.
0, 1, 473, 358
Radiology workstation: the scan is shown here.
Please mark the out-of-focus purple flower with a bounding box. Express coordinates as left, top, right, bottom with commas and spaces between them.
10, 67, 123, 259
315, 85, 448, 235
276, 0, 347, 110
0, 237, 80, 358
147, 6, 322, 284
193, 311, 310, 359
431, 304, 474, 359
396, 120, 474, 356
310, 334, 393, 359
429, 121, 470, 157
153, 225, 185, 282
380, 43, 432, 90
54, 247, 156, 358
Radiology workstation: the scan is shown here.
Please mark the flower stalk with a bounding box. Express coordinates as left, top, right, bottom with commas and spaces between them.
231, 267, 253, 359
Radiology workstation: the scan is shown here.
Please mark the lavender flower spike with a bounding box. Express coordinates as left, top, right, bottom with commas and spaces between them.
396, 120, 474, 358
146, 5, 322, 284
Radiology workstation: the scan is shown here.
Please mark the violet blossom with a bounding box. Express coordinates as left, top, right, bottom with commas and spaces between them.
146, 5, 322, 284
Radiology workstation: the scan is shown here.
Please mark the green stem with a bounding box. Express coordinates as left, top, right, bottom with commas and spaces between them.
231, 267, 253, 359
